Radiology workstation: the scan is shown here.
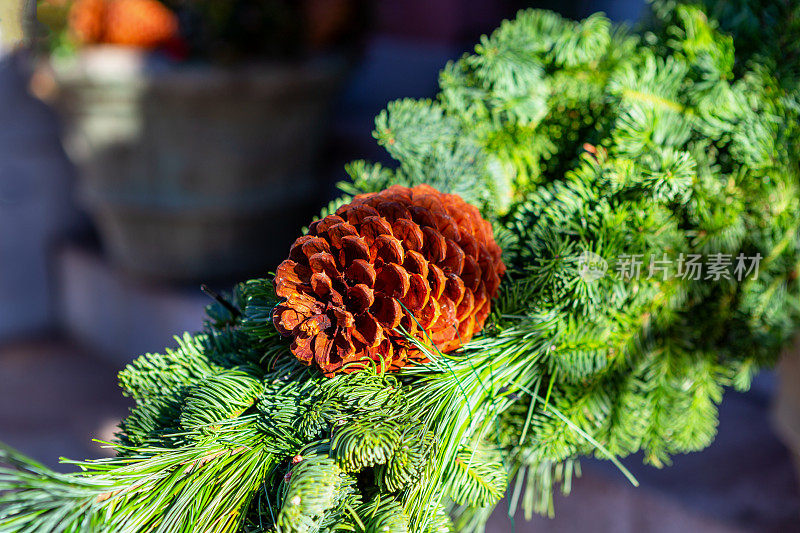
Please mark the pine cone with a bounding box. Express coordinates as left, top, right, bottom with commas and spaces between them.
69, 0, 106, 44
103, 0, 178, 48
273, 184, 505, 376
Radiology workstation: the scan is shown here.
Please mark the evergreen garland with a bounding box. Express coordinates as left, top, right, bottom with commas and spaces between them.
2, 1, 799, 531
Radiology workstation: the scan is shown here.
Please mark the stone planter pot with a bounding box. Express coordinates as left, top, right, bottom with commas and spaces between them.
45, 47, 345, 281
774, 341, 800, 481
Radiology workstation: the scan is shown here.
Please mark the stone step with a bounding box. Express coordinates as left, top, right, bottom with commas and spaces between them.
56, 245, 211, 365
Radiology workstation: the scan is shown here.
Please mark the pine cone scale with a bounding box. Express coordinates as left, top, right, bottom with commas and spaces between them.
402, 274, 429, 311
347, 284, 374, 313
273, 184, 505, 376
345, 259, 376, 286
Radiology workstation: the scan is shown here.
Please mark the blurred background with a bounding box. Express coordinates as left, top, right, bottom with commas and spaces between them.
0, 0, 798, 531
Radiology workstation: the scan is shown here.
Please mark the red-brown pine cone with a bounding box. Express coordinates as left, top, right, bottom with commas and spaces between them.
273, 184, 506, 376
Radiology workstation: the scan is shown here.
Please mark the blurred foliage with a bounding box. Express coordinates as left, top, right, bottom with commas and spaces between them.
35, 0, 370, 61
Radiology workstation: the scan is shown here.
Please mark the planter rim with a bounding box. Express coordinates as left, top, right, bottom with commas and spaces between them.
79, 183, 318, 215
42, 48, 348, 93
